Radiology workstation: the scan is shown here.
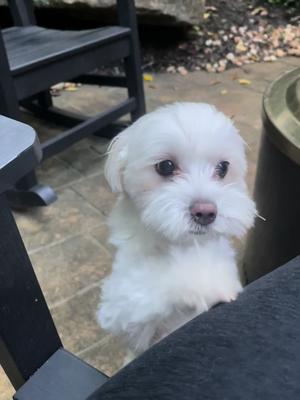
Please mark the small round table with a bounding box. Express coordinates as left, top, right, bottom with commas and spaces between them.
244, 67, 300, 283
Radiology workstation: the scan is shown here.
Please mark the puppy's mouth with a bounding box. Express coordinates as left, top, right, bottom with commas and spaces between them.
189, 226, 209, 236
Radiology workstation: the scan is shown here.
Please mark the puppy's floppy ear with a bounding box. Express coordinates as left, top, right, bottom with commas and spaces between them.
104, 128, 130, 193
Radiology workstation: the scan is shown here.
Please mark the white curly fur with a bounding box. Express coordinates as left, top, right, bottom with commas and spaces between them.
97, 103, 256, 358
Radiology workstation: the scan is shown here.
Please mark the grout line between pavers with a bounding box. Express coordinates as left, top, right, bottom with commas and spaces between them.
57, 144, 106, 172
88, 145, 108, 158
28, 223, 106, 255
51, 169, 106, 191
76, 335, 111, 358
49, 281, 102, 310
87, 233, 113, 259
90, 145, 109, 157
54, 155, 86, 179
70, 186, 109, 218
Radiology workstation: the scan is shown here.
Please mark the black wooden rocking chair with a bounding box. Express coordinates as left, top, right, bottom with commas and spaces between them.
0, 115, 108, 399
0, 0, 145, 208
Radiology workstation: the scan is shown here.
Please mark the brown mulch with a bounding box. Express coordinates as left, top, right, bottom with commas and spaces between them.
140, 0, 300, 74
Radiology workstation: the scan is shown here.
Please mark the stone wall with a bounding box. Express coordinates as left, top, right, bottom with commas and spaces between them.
1, 0, 205, 26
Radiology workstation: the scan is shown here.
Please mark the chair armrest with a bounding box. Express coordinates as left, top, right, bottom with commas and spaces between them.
0, 116, 41, 194
14, 349, 108, 400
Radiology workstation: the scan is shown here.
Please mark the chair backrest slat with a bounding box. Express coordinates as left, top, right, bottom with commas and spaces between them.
0, 31, 21, 117
8, 0, 36, 26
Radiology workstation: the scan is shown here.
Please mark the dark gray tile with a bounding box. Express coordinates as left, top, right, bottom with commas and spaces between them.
51, 286, 106, 355
80, 335, 125, 377
54, 85, 127, 116
87, 136, 110, 155
36, 156, 82, 189
90, 224, 115, 256
72, 173, 116, 217
58, 140, 106, 177
14, 188, 104, 251
31, 235, 111, 307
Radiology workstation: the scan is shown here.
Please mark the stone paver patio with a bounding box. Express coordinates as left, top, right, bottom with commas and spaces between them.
1, 57, 300, 399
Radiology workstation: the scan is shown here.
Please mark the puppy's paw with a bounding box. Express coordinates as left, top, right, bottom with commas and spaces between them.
218, 283, 243, 304
123, 349, 136, 367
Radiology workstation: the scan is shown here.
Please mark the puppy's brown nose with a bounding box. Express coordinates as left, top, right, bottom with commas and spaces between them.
190, 201, 217, 226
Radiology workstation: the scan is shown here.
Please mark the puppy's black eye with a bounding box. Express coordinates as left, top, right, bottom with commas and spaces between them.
155, 160, 176, 176
216, 161, 229, 179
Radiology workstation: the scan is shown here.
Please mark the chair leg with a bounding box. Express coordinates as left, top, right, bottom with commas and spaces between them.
0, 92, 56, 208
0, 91, 57, 208
0, 35, 56, 207
0, 74, 22, 121
123, 55, 146, 122
0, 33, 22, 120
0, 194, 62, 389
37, 91, 53, 109
117, 0, 146, 122
6, 171, 57, 209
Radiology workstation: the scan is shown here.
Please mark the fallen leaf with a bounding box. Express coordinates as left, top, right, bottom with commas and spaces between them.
251, 7, 267, 16
238, 79, 251, 85
166, 66, 176, 73
51, 82, 65, 90
220, 89, 228, 95
238, 26, 247, 35
290, 39, 300, 48
235, 41, 247, 53
65, 86, 78, 92
205, 6, 217, 12
64, 82, 77, 89
203, 12, 210, 20
177, 66, 188, 76
233, 59, 243, 67
206, 63, 214, 72
263, 55, 277, 62
143, 74, 153, 82
275, 49, 286, 58
217, 64, 226, 72
226, 52, 235, 61
210, 80, 221, 86
219, 59, 227, 67
288, 48, 300, 56
250, 54, 260, 61
213, 39, 222, 46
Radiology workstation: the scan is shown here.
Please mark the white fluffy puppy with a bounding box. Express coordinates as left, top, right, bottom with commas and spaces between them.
98, 102, 256, 359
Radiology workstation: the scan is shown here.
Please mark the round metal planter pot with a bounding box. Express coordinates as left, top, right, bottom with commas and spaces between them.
243, 67, 300, 283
